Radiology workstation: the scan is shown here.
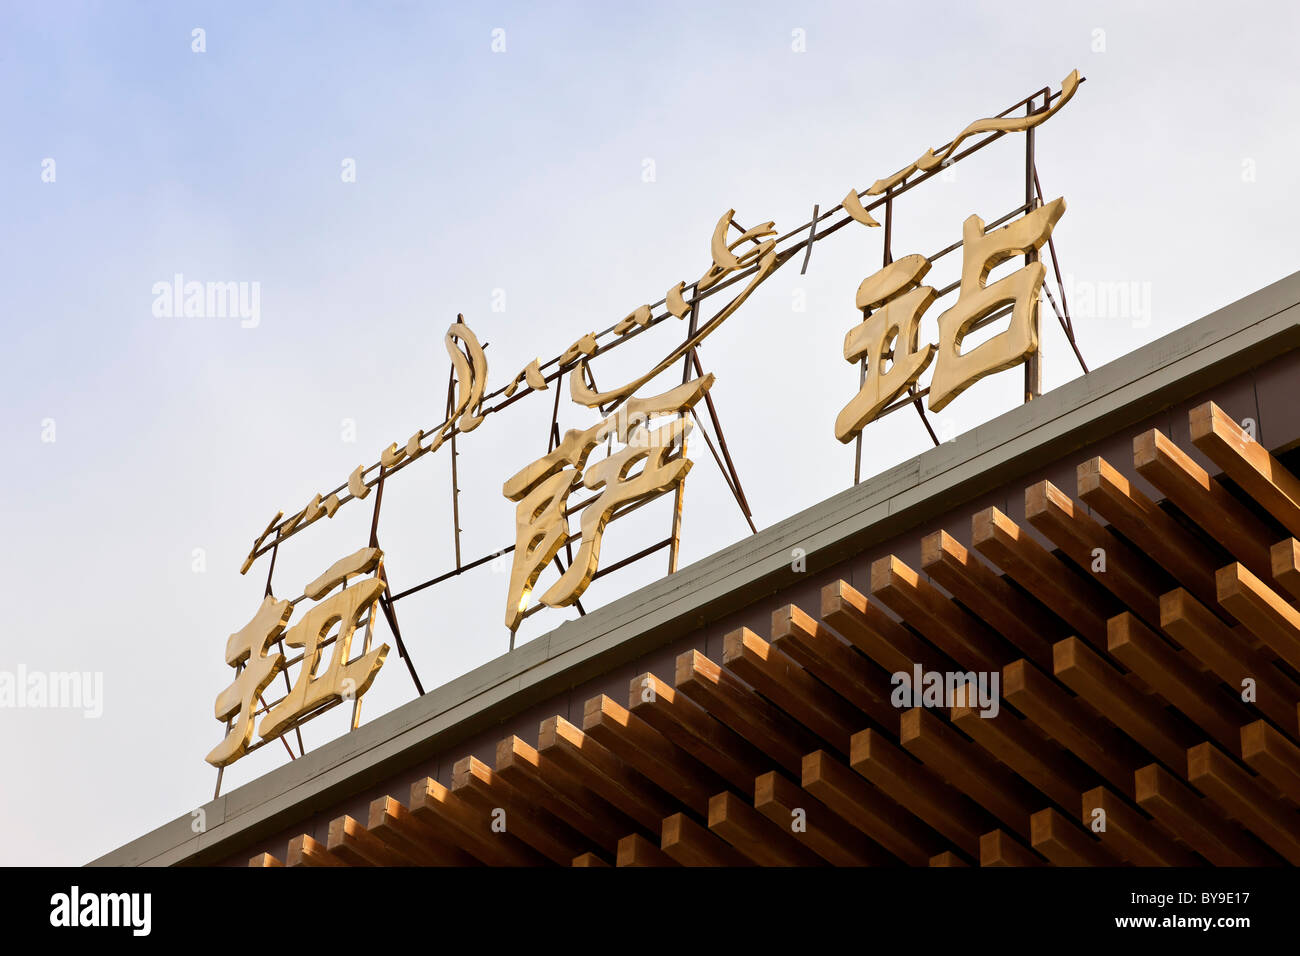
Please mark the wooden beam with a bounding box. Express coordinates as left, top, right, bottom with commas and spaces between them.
770, 603, 899, 733
868, 554, 1009, 671
1271, 538, 1300, 603
248, 852, 283, 867
1160, 588, 1300, 732
1108, 612, 1249, 754
951, 699, 1095, 811
367, 795, 478, 866
1025, 479, 1168, 627
722, 628, 863, 753
972, 506, 1111, 649
285, 833, 346, 867
1002, 658, 1145, 796
928, 851, 968, 866
627, 672, 770, 795
1189, 400, 1300, 538
539, 714, 675, 832
1079, 786, 1198, 866
920, 529, 1055, 670
408, 776, 542, 866
900, 707, 1039, 838
660, 812, 749, 866
1029, 808, 1120, 866
754, 770, 891, 866
978, 829, 1044, 866
1133, 427, 1274, 582
452, 754, 592, 865
674, 649, 819, 774
571, 852, 610, 867
1077, 455, 1221, 613
1134, 763, 1277, 866
326, 814, 405, 866
707, 791, 823, 866
1241, 720, 1300, 805
801, 749, 943, 865
615, 833, 677, 867
850, 728, 994, 856
583, 694, 724, 816
1187, 742, 1300, 864
820, 578, 948, 675
495, 733, 633, 849
1052, 636, 1199, 772
1217, 561, 1300, 672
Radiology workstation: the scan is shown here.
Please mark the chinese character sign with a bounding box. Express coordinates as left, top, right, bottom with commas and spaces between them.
503, 375, 714, 630
928, 198, 1065, 412
206, 547, 389, 767
835, 198, 1066, 442
208, 70, 1086, 773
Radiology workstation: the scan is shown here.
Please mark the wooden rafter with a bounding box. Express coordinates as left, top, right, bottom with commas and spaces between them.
248, 404, 1300, 868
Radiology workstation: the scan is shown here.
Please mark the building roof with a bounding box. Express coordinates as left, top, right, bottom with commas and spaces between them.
93, 270, 1300, 866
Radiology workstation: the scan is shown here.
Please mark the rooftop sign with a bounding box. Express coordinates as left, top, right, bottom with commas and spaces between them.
206, 70, 1087, 782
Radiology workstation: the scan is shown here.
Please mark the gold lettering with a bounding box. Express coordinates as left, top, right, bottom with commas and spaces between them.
504, 376, 714, 629
613, 305, 653, 335
917, 71, 1080, 173
504, 359, 549, 397
348, 465, 372, 501
698, 210, 777, 292
570, 211, 778, 408
835, 255, 937, 442
303, 546, 382, 600
867, 69, 1080, 194
559, 333, 598, 367
259, 577, 388, 742
665, 281, 691, 319
239, 511, 283, 575
445, 317, 489, 433
928, 198, 1066, 412
404, 429, 424, 459
842, 189, 881, 227
206, 596, 291, 767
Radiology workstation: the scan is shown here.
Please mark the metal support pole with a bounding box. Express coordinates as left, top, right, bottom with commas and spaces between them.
351, 561, 381, 730
1024, 95, 1041, 402
668, 300, 700, 573
800, 204, 819, 275
690, 351, 756, 531
265, 542, 304, 758
857, 191, 894, 484
1033, 165, 1089, 375
447, 365, 463, 569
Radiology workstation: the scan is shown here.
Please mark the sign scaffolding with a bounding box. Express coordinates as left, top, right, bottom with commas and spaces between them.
209, 70, 1091, 794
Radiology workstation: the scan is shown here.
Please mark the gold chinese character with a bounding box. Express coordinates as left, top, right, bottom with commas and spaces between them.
835, 254, 937, 443
927, 198, 1065, 412
431, 317, 489, 441
206, 595, 291, 767
697, 209, 777, 292
503, 375, 714, 629
260, 576, 388, 742
207, 550, 389, 767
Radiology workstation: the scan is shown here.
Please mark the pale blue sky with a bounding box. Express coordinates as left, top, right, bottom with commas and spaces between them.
2, 1, 1298, 865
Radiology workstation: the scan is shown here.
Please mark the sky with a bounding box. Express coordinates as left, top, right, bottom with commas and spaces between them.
1, 1, 1298, 866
